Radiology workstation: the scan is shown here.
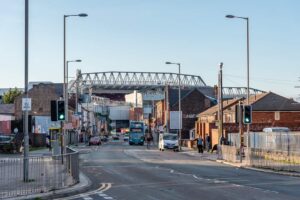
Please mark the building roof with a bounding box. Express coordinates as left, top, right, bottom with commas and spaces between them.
251, 92, 300, 111
168, 86, 215, 106
198, 92, 300, 117
0, 104, 15, 115
29, 83, 63, 97
198, 98, 242, 117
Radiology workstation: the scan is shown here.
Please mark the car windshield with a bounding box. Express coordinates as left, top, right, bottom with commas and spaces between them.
163, 135, 177, 141
130, 133, 143, 139
91, 136, 100, 140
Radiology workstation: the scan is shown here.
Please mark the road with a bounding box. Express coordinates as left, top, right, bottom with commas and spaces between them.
55, 140, 300, 200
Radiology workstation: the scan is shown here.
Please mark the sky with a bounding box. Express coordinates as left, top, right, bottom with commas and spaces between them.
0, 0, 300, 99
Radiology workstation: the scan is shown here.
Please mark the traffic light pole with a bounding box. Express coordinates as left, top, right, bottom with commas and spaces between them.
60, 121, 64, 164
239, 101, 243, 163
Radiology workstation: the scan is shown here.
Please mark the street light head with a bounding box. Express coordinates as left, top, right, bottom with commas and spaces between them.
165, 62, 172, 65
78, 13, 88, 17
219, 62, 223, 68
226, 15, 235, 18
75, 59, 82, 62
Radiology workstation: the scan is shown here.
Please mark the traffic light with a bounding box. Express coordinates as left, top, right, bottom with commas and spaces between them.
57, 100, 65, 121
243, 105, 252, 124
51, 100, 57, 121
235, 104, 243, 124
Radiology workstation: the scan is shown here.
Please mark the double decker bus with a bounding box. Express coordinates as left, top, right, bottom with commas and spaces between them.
128, 121, 145, 145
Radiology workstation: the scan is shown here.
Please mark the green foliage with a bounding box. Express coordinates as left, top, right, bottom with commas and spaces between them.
2, 88, 22, 104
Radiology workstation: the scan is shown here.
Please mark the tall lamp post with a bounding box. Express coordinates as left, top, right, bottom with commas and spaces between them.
226, 14, 250, 145
165, 61, 181, 151
23, 0, 29, 182
64, 13, 87, 124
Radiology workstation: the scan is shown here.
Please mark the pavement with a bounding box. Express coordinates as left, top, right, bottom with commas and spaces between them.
179, 146, 300, 177
0, 145, 92, 200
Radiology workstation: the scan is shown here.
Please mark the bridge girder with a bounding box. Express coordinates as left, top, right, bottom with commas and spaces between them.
69, 71, 265, 98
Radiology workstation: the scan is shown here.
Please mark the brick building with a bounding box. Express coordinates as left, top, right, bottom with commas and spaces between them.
14, 83, 63, 120
195, 92, 300, 147
155, 87, 216, 139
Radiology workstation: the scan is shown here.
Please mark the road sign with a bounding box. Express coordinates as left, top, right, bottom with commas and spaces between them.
22, 98, 31, 111
170, 111, 182, 130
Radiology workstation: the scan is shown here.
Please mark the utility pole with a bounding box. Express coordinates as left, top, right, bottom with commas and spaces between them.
218, 62, 224, 150
23, 0, 29, 182
217, 62, 224, 159
165, 84, 169, 133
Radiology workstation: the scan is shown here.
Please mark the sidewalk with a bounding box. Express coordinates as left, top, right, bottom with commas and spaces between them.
0, 146, 91, 200
179, 147, 220, 161
179, 146, 300, 177
8, 172, 91, 200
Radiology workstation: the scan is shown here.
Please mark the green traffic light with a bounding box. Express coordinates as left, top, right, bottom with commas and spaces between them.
59, 114, 65, 120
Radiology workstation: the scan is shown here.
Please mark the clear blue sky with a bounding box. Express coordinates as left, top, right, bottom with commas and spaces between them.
1, 0, 299, 99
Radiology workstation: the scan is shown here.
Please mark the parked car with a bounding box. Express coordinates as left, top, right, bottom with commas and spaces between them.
263, 127, 290, 133
0, 134, 21, 153
123, 133, 129, 141
158, 133, 178, 151
89, 136, 101, 146
112, 134, 120, 140
100, 135, 108, 142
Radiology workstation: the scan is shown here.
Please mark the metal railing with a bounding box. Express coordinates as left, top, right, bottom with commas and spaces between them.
249, 148, 300, 173
220, 145, 240, 163
0, 147, 79, 199
224, 132, 300, 172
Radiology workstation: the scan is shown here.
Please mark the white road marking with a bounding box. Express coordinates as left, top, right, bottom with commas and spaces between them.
83, 197, 93, 200
98, 193, 107, 197
103, 197, 114, 200
54, 183, 113, 200
100, 183, 112, 192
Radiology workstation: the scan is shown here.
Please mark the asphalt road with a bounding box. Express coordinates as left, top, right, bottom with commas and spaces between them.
56, 141, 300, 200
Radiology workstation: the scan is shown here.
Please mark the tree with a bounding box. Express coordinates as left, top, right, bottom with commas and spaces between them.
2, 88, 22, 104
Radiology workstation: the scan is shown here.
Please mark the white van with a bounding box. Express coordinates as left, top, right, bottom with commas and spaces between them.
263, 127, 290, 133
158, 133, 178, 151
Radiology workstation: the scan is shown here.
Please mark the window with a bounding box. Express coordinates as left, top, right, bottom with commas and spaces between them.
275, 112, 280, 121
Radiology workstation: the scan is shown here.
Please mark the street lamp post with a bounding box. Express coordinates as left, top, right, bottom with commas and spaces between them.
226, 14, 250, 146
23, 0, 29, 182
63, 13, 87, 124
165, 61, 181, 151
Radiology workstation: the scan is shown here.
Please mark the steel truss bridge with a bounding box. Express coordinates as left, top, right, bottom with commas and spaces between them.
69, 71, 265, 98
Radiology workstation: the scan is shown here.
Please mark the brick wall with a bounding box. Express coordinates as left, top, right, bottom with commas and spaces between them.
170, 90, 215, 138
15, 84, 61, 120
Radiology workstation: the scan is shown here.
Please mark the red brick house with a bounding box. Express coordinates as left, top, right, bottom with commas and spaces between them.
155, 87, 216, 139
195, 92, 300, 147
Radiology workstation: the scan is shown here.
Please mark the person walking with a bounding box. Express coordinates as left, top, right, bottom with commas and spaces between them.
205, 133, 211, 152
146, 133, 153, 149
197, 136, 204, 153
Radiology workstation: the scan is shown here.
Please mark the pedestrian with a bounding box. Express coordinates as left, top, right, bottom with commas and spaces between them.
146, 133, 153, 149
197, 136, 203, 153
205, 133, 211, 152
